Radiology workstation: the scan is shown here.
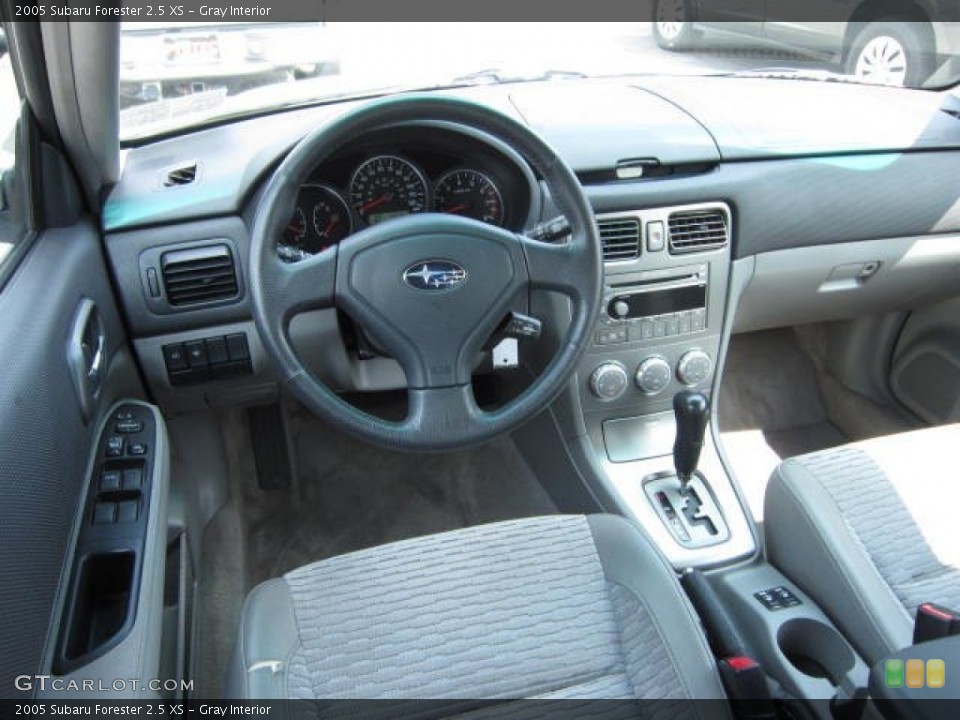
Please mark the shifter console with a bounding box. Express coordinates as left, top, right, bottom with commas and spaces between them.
644, 391, 729, 547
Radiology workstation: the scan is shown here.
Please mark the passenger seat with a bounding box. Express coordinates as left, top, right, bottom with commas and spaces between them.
764, 425, 960, 665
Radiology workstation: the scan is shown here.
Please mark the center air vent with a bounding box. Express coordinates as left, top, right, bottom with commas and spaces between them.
667, 209, 728, 253
597, 217, 641, 261
161, 244, 238, 306
161, 162, 199, 188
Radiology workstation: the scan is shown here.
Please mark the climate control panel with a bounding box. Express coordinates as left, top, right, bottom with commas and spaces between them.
588, 349, 713, 401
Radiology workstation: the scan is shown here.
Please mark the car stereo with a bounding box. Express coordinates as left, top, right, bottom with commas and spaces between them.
596, 265, 708, 346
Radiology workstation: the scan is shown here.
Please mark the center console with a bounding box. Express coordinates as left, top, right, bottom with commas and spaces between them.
566, 201, 756, 569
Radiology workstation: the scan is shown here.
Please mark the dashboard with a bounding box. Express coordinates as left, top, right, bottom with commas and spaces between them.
102, 77, 960, 418
274, 126, 534, 262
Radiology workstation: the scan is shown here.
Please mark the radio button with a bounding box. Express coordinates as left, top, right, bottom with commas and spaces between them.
691, 310, 706, 332
677, 350, 713, 387
636, 356, 672, 396
653, 320, 667, 338
630, 321, 655, 342
596, 328, 627, 345
666, 316, 681, 336
612, 300, 630, 319
678, 312, 692, 335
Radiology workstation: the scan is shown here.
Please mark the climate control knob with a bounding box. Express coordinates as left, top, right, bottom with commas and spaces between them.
589, 362, 629, 401
677, 349, 713, 387
635, 356, 672, 396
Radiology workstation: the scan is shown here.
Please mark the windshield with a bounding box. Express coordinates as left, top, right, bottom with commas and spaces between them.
119, 21, 960, 140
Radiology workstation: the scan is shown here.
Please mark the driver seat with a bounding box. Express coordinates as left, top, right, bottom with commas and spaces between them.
227, 514, 728, 706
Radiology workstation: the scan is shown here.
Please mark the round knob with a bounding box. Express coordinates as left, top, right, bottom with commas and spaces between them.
635, 356, 672, 396
677, 349, 713, 387
612, 300, 630, 319
589, 362, 629, 401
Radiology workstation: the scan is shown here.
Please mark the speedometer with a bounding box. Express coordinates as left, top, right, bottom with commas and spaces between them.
349, 155, 430, 226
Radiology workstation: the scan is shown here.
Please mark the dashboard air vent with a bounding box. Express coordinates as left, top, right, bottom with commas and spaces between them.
161, 162, 198, 188
667, 209, 728, 253
597, 217, 641, 261
161, 244, 238, 306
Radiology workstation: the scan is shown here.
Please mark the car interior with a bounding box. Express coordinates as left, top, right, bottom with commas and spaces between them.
1, 17, 959, 719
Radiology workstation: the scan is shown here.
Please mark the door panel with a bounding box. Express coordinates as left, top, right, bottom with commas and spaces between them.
0, 220, 144, 697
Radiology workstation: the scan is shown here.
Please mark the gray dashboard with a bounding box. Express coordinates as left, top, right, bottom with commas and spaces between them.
102, 77, 960, 412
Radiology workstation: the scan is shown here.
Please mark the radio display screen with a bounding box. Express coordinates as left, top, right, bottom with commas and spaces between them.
610, 284, 706, 318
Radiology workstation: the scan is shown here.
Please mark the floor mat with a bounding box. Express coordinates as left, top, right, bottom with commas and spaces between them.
196, 399, 557, 697
718, 329, 849, 521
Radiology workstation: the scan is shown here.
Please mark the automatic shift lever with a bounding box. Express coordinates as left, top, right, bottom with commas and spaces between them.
673, 391, 710, 494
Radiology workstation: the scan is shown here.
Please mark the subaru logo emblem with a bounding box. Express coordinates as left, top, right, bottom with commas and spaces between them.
402, 260, 467, 291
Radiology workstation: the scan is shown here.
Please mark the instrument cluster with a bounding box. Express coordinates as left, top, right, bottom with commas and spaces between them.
277, 132, 528, 262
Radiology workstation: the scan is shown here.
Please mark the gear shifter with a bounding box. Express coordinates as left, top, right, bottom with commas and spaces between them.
673, 391, 710, 495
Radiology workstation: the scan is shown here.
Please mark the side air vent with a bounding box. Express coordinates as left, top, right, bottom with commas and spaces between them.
161, 244, 238, 306
597, 217, 641, 261
667, 209, 728, 253
161, 162, 199, 188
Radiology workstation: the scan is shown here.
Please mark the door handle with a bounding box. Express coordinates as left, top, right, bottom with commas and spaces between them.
67, 298, 107, 422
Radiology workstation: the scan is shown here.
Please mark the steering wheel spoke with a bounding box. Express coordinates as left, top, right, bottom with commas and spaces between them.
520, 232, 593, 300
262, 248, 337, 322
404, 384, 484, 442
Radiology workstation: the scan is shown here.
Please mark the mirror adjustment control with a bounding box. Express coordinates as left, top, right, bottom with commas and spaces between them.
105, 436, 124, 457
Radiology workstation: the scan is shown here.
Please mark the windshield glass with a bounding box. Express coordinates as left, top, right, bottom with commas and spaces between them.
119, 21, 960, 140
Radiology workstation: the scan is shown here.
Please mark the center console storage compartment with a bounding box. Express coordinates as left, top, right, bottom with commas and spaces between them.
710, 561, 869, 712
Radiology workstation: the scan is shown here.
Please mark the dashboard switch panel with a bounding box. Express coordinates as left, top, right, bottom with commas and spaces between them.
164, 333, 252, 386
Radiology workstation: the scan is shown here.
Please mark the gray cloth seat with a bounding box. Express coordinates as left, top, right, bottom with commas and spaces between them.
227, 514, 728, 709
765, 424, 960, 665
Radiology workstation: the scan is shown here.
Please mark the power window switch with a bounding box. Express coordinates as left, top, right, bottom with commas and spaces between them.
99, 470, 122, 492
122, 467, 143, 490
93, 502, 117, 525
116, 500, 139, 524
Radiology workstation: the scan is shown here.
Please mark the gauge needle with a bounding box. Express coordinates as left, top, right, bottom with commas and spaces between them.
322, 217, 338, 236
443, 204, 468, 214
286, 224, 303, 234
361, 195, 391, 213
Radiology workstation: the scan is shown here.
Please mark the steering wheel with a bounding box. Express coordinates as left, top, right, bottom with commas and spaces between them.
249, 95, 602, 451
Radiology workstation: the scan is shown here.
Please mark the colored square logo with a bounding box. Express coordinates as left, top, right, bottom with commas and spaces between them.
886, 659, 904, 688
906, 659, 925, 688
927, 659, 945, 689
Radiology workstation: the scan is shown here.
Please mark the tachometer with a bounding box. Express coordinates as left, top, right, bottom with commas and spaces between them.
278, 184, 354, 262
435, 169, 505, 226
349, 155, 430, 226
310, 184, 353, 246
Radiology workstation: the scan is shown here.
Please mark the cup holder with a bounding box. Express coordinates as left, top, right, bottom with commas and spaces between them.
777, 617, 855, 686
